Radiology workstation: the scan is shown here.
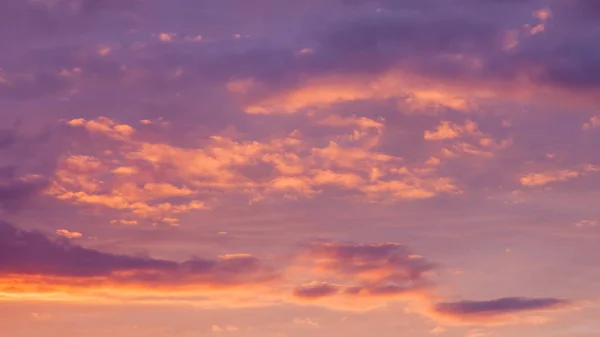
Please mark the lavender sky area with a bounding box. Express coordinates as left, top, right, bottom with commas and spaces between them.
1, 1, 600, 336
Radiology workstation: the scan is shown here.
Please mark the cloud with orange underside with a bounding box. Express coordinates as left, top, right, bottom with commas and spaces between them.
67, 117, 134, 141
229, 71, 484, 115
424, 120, 511, 160
314, 114, 385, 149
288, 241, 436, 310
0, 222, 279, 304
227, 53, 600, 119
0, 223, 577, 324
283, 240, 575, 325
520, 170, 581, 186
48, 153, 207, 225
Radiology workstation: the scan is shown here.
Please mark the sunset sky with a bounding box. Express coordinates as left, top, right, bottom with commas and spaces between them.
1, 1, 600, 336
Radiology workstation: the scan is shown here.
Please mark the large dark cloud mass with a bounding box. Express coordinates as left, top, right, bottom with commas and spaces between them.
0, 222, 277, 288
1, 0, 600, 105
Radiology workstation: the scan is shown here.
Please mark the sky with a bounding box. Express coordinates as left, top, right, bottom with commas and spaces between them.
1, 0, 600, 336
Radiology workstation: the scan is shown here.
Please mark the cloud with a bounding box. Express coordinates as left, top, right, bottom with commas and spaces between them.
424, 120, 482, 141
520, 170, 581, 186
583, 116, 600, 130
0, 223, 577, 326
205, 0, 600, 118
292, 241, 435, 302
294, 283, 340, 299
46, 117, 459, 223
0, 3, 594, 336
3, 0, 600, 113
55, 229, 83, 239
292, 317, 319, 327
284, 240, 575, 326
229, 71, 484, 115
67, 117, 135, 141
0, 222, 278, 296
429, 297, 572, 324
212, 325, 239, 333
574, 220, 597, 228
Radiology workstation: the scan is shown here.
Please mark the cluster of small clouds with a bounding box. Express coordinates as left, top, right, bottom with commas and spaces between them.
41, 115, 467, 225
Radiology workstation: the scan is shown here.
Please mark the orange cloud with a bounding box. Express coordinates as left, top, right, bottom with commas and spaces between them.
50, 117, 458, 220
533, 8, 552, 21
290, 241, 436, 303
229, 70, 485, 115
67, 117, 135, 140
55, 229, 82, 239
520, 170, 581, 186
423, 120, 510, 160
424, 120, 482, 141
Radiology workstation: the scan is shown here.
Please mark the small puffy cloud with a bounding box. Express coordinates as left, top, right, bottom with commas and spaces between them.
424, 120, 482, 141
520, 170, 581, 186
296, 48, 314, 55
56, 229, 83, 239
67, 117, 134, 140
158, 32, 175, 42
527, 24, 545, 35
533, 8, 552, 21
185, 35, 203, 42
574, 220, 597, 228
583, 116, 600, 130
97, 45, 112, 56
424, 120, 509, 159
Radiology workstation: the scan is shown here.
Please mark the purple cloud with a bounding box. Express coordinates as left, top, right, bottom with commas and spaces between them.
294, 283, 340, 299
292, 241, 435, 299
0, 222, 277, 288
434, 297, 571, 317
